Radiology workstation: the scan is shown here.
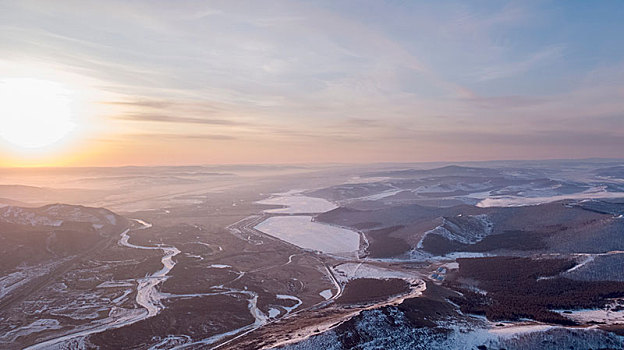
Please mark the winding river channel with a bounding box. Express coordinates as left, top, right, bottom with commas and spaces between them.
119, 219, 180, 317
26, 219, 181, 349
27, 216, 305, 349
27, 192, 350, 349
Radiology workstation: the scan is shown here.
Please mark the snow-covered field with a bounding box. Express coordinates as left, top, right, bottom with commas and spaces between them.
333, 262, 416, 283
255, 216, 360, 256
353, 189, 402, 201
281, 310, 624, 350
477, 186, 624, 207
554, 301, 624, 324
1, 319, 62, 342
0, 260, 68, 300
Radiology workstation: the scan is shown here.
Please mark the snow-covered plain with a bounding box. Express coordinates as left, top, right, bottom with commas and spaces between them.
255, 216, 360, 256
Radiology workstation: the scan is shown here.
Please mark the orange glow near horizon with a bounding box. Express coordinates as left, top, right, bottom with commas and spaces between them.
1, 1, 623, 167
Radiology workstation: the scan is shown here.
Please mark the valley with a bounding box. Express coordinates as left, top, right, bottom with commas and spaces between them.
0, 161, 623, 349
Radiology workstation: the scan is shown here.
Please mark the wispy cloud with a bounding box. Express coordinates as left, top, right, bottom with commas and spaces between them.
1, 0, 623, 163
476, 45, 566, 81
116, 114, 244, 126
131, 133, 236, 140
103, 100, 174, 109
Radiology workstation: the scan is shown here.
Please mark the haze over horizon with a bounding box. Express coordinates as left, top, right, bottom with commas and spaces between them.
3, 4, 624, 348
1, 1, 623, 166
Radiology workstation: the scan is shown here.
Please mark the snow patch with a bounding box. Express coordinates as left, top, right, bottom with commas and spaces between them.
268, 308, 280, 318
417, 214, 492, 248
333, 262, 417, 284
277, 294, 303, 313
209, 264, 231, 269
319, 289, 333, 300
97, 280, 134, 288
477, 186, 624, 207
2, 319, 62, 341
554, 301, 624, 324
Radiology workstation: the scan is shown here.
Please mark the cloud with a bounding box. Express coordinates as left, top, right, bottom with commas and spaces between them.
103, 100, 174, 109
132, 133, 236, 140
476, 45, 566, 81
464, 95, 549, 109
116, 114, 243, 126
1, 1, 623, 162
342, 118, 382, 127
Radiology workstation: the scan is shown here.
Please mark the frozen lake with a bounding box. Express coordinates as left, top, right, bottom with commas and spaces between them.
255, 192, 360, 256
255, 216, 360, 256
256, 192, 337, 214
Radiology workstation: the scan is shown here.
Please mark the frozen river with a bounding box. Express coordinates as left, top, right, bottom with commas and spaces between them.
25, 219, 180, 349
118, 219, 180, 317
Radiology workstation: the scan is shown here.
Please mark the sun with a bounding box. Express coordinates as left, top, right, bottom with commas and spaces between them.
0, 78, 76, 149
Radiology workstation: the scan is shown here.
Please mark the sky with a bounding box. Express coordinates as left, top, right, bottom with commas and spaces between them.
0, 0, 623, 166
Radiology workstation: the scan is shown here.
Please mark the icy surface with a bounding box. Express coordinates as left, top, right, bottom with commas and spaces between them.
268, 308, 280, 318
355, 189, 402, 201
97, 281, 134, 288
255, 216, 360, 255
25, 220, 179, 349
333, 262, 416, 283
276, 294, 303, 313
2, 319, 62, 342
256, 193, 337, 214
0, 261, 67, 300
209, 264, 231, 269
319, 289, 333, 300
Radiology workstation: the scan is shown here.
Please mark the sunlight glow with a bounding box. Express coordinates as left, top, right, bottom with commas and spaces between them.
0, 78, 76, 149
